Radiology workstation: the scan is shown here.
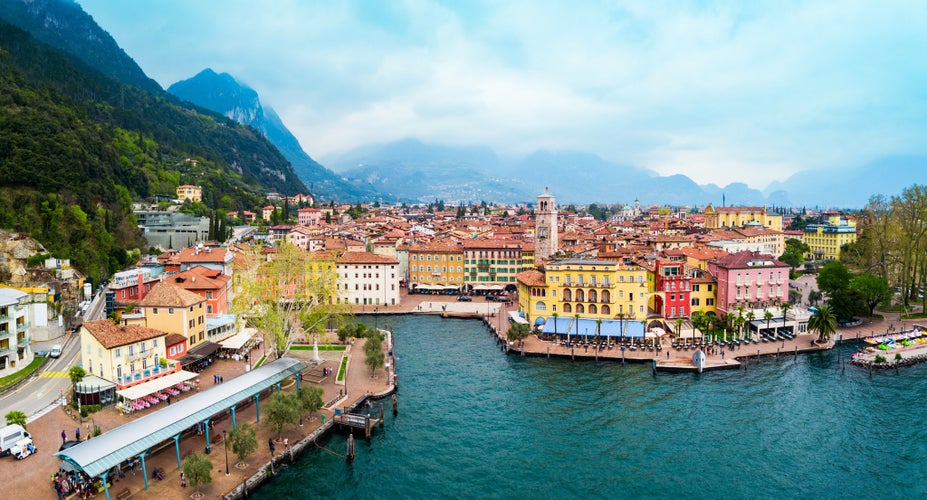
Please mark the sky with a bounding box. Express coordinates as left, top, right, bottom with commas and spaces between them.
77, 0, 927, 189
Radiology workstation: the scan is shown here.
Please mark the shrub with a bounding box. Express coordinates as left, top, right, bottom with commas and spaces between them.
875, 354, 887, 364
895, 353, 903, 361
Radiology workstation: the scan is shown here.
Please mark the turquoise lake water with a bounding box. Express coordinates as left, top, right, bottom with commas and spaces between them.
253, 315, 927, 499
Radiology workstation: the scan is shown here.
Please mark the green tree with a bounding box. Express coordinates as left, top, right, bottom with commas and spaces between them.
808, 304, 838, 343
264, 392, 300, 440
68, 366, 87, 386
4, 410, 27, 429
850, 274, 890, 317
182, 453, 213, 495
365, 348, 385, 377
808, 290, 823, 306
779, 238, 810, 270
506, 322, 531, 348
299, 386, 324, 422
228, 423, 257, 465
817, 261, 852, 299
235, 242, 346, 360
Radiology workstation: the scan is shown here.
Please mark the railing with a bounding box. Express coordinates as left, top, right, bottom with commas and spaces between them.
0, 329, 11, 338
16, 322, 29, 332
17, 337, 29, 348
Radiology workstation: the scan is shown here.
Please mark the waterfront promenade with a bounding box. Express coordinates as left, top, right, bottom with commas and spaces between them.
8, 338, 392, 499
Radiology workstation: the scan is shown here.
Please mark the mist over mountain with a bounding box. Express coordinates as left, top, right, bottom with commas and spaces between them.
764, 156, 927, 208
168, 69, 380, 202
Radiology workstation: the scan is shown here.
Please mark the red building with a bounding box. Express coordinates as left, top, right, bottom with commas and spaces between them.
654, 260, 691, 319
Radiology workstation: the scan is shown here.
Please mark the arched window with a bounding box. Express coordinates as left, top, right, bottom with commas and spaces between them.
564, 303, 572, 313
563, 289, 573, 301
602, 291, 610, 302
535, 302, 547, 312
576, 289, 585, 302
602, 305, 610, 315
576, 304, 585, 313
589, 304, 597, 314
588, 290, 597, 302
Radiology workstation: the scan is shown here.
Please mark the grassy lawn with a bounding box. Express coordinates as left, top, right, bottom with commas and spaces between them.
336, 355, 348, 382
0, 355, 46, 392
290, 345, 347, 351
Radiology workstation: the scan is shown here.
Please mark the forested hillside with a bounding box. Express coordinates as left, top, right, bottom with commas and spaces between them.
0, 22, 306, 281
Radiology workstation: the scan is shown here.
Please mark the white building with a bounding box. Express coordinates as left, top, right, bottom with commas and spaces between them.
336, 251, 401, 307
0, 288, 34, 378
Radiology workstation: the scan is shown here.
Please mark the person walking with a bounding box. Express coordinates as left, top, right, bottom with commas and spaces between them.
180, 472, 186, 488
75, 427, 80, 442
61, 429, 66, 444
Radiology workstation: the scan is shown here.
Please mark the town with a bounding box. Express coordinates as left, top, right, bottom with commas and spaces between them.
0, 182, 922, 500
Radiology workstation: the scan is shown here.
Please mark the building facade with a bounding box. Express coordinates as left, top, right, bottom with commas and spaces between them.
336, 252, 401, 306
137, 282, 208, 349
80, 320, 172, 387
0, 288, 33, 379
708, 251, 790, 316
408, 242, 464, 290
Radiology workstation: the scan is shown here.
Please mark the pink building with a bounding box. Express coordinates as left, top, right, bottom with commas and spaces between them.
297, 208, 322, 226
708, 251, 790, 315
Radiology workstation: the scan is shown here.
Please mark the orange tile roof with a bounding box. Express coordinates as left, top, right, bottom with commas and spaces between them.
516, 269, 546, 287
138, 282, 205, 308
336, 251, 399, 265
83, 320, 166, 349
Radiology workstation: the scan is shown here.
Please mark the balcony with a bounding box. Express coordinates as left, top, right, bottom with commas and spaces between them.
16, 337, 29, 348
15, 322, 29, 332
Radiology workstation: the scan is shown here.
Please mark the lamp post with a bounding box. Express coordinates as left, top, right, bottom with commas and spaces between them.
374, 307, 379, 331
224, 429, 229, 476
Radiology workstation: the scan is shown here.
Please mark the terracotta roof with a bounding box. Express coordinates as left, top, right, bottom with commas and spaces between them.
138, 282, 205, 308
168, 265, 229, 291
516, 269, 547, 287
336, 251, 399, 265
178, 247, 231, 263
165, 333, 187, 346
83, 320, 166, 349
712, 251, 788, 269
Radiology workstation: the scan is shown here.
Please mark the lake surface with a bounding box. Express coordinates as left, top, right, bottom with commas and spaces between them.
254, 315, 927, 499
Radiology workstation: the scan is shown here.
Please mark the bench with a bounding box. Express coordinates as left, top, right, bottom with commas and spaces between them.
116, 488, 131, 499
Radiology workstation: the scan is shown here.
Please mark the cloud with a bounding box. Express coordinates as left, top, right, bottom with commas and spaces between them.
78, 0, 927, 188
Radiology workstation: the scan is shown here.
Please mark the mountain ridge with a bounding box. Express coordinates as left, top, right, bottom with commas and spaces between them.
168, 69, 380, 202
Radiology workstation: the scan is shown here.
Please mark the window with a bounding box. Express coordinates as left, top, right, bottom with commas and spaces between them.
535, 302, 547, 312
169, 308, 174, 314
691, 298, 700, 306
153, 308, 158, 314
115, 348, 121, 357
707, 298, 715, 306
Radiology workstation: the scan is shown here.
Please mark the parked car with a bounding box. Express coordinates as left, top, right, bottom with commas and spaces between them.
49, 345, 62, 358
456, 295, 472, 302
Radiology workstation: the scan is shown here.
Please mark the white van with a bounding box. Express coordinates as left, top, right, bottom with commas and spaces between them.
0, 425, 31, 457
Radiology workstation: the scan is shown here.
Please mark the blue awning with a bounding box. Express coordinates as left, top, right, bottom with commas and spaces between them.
534, 317, 546, 326
541, 318, 645, 338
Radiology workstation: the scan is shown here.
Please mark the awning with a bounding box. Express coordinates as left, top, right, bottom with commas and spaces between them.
179, 341, 220, 366
508, 311, 529, 325
75, 375, 116, 393
219, 328, 257, 350
115, 370, 199, 400
534, 317, 546, 326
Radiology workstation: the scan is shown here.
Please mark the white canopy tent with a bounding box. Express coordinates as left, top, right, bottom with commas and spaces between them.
219, 328, 257, 350
115, 370, 199, 401
508, 311, 529, 325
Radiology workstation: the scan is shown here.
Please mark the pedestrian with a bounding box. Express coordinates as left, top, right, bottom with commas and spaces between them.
75, 427, 80, 442
213, 374, 217, 384
61, 429, 66, 444
180, 472, 186, 488
269, 438, 275, 455
167, 395, 171, 406
220, 376, 224, 383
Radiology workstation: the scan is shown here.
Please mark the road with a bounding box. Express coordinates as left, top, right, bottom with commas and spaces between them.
0, 289, 105, 422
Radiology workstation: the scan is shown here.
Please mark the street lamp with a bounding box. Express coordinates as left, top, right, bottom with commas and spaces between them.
224, 429, 229, 476
374, 307, 379, 331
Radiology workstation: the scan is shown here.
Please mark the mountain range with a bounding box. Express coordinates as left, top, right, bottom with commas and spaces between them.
0, 0, 308, 278
168, 69, 379, 202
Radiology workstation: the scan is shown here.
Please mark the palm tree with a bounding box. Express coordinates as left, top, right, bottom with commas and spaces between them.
745, 310, 756, 340
616, 312, 626, 344
763, 310, 774, 337
808, 304, 837, 343
674, 317, 685, 341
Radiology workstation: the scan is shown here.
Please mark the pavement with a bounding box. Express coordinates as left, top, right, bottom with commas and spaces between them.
5, 339, 391, 499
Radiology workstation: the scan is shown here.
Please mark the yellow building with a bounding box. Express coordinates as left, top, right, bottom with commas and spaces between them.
516, 259, 649, 325
80, 320, 170, 386
176, 184, 203, 203
689, 275, 718, 315
704, 205, 783, 231
138, 282, 207, 348
409, 242, 465, 291
803, 220, 857, 261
